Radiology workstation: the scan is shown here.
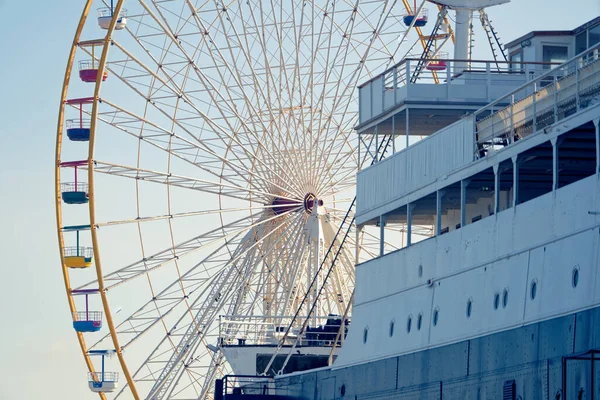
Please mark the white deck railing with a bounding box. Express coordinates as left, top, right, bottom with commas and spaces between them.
358, 58, 557, 124
474, 43, 600, 157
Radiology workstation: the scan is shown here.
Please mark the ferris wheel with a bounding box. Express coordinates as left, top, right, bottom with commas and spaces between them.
56, 1, 455, 399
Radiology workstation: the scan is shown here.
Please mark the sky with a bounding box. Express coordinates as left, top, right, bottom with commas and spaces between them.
0, 1, 599, 399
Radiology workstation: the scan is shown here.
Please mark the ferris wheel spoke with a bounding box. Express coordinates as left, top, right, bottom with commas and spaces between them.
92, 160, 300, 206
130, 214, 298, 399
94, 99, 297, 198
189, 1, 308, 195
124, 2, 309, 197
77, 210, 292, 292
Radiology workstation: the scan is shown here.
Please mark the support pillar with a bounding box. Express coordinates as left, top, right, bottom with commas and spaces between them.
379, 215, 387, 257
512, 155, 520, 208
407, 204, 412, 246
493, 164, 500, 214
461, 180, 471, 228
595, 118, 600, 174
405, 108, 410, 149
436, 190, 445, 236
552, 137, 562, 191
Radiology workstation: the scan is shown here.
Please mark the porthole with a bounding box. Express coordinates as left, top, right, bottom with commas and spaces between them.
466, 298, 473, 318
406, 315, 412, 333
530, 280, 537, 300
340, 384, 346, 396
418, 265, 423, 277
572, 266, 579, 288
363, 327, 369, 344
389, 319, 395, 337
417, 313, 423, 330
493, 293, 500, 310
502, 288, 509, 308
555, 390, 562, 400
433, 308, 439, 326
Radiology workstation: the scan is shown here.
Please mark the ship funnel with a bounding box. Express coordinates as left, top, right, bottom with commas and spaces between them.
431, 0, 510, 69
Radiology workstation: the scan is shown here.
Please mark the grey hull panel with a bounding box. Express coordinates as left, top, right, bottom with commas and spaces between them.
275, 306, 600, 399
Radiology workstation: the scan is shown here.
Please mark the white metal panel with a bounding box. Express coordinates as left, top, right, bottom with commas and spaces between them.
341, 175, 600, 368
429, 253, 528, 345
356, 117, 474, 219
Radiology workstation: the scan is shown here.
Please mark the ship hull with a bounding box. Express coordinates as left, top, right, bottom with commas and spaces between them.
275, 305, 600, 399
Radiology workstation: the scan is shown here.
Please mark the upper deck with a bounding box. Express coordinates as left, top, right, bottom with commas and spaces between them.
357, 57, 553, 133
355, 43, 600, 226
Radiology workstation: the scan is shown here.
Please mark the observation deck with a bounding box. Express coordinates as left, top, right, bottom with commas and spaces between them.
357, 58, 557, 138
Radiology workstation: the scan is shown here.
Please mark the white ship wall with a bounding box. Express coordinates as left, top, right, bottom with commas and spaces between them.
356, 117, 474, 223
337, 174, 600, 367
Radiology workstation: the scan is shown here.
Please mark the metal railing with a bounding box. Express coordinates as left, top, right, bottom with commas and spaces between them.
219, 314, 349, 347
97, 7, 127, 18
88, 371, 119, 383
73, 311, 103, 322
66, 118, 91, 129
474, 43, 600, 157
78, 60, 100, 71
63, 246, 94, 258
61, 182, 89, 193
358, 58, 559, 124
221, 375, 276, 397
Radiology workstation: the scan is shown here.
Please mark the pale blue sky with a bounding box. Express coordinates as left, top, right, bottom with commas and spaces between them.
0, 1, 598, 399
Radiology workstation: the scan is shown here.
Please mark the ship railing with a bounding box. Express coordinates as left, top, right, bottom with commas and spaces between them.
359, 58, 558, 124
219, 375, 277, 397
218, 314, 349, 347
474, 43, 600, 158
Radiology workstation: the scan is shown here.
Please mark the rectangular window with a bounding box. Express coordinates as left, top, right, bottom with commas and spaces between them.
589, 24, 600, 48
509, 50, 523, 71
575, 31, 587, 55
542, 45, 568, 69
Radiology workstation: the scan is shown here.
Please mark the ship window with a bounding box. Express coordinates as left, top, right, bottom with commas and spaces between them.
590, 24, 600, 48
466, 298, 473, 318
576, 31, 587, 55
363, 327, 369, 344
417, 313, 423, 330
418, 265, 423, 278
493, 293, 500, 310
502, 288, 509, 308
509, 50, 523, 71
530, 280, 537, 300
406, 315, 412, 333
432, 308, 439, 326
389, 319, 395, 337
572, 266, 579, 288
542, 45, 568, 69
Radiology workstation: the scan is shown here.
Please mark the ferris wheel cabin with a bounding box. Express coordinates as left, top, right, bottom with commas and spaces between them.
97, 7, 127, 30
403, 7, 428, 27
63, 246, 93, 269
66, 119, 90, 141
87, 351, 119, 393
71, 289, 103, 331
73, 310, 102, 332
426, 52, 449, 71
78, 60, 108, 83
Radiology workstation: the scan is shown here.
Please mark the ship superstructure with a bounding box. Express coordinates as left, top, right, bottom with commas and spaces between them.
217, 12, 600, 400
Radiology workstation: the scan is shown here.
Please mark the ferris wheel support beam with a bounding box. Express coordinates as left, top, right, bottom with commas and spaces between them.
54, 0, 106, 398
85, 0, 141, 398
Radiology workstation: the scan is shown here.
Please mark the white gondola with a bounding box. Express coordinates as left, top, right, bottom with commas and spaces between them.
97, 8, 127, 30
88, 372, 119, 393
